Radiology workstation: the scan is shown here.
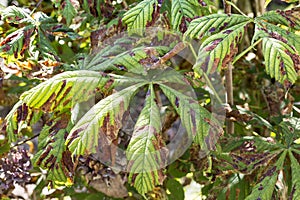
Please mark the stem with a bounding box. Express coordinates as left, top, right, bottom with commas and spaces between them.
188, 44, 223, 105
223, 0, 234, 134
202, 72, 223, 105
232, 38, 262, 64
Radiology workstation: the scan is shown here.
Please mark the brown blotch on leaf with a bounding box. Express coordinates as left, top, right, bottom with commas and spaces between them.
61, 150, 74, 178
36, 145, 53, 166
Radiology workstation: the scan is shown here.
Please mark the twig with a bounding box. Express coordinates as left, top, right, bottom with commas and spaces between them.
223, 0, 234, 134
11, 133, 39, 149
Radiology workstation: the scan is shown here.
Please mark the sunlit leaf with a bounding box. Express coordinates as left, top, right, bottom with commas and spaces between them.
196, 21, 249, 74
261, 37, 298, 84
185, 14, 250, 39
127, 84, 165, 194
4, 101, 42, 143
122, 0, 157, 34
264, 0, 272, 8
1, 5, 33, 24
171, 0, 201, 31
66, 82, 146, 155
253, 21, 300, 52
20, 70, 113, 111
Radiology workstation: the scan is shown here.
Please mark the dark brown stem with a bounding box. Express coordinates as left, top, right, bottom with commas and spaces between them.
223, 0, 234, 134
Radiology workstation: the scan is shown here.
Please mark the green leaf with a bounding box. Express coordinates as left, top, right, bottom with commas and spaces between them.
66, 82, 146, 155
289, 150, 300, 200
62, 0, 77, 26
33, 116, 73, 186
171, 0, 201, 31
127, 84, 165, 194
257, 8, 300, 30
261, 37, 298, 84
122, 0, 157, 34
36, 28, 59, 60
245, 150, 287, 200
185, 14, 250, 39
166, 179, 185, 200
195, 21, 249, 74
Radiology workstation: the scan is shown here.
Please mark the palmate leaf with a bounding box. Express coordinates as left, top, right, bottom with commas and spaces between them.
66, 82, 147, 155
184, 14, 250, 39
289, 150, 300, 199
33, 115, 73, 186
261, 37, 298, 84
127, 84, 165, 194
245, 150, 287, 200
122, 0, 157, 34
171, 0, 201, 31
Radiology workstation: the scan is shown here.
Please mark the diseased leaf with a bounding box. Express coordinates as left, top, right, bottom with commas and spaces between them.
20, 70, 113, 111
1, 5, 33, 24
289, 150, 300, 200
245, 150, 287, 200
253, 21, 300, 52
257, 8, 300, 30
122, 0, 158, 34
127, 84, 166, 194
66, 82, 146, 156
185, 14, 250, 39
3, 101, 42, 143
171, 0, 201, 31
261, 37, 298, 85
0, 26, 35, 58
33, 115, 74, 186
195, 21, 249, 74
